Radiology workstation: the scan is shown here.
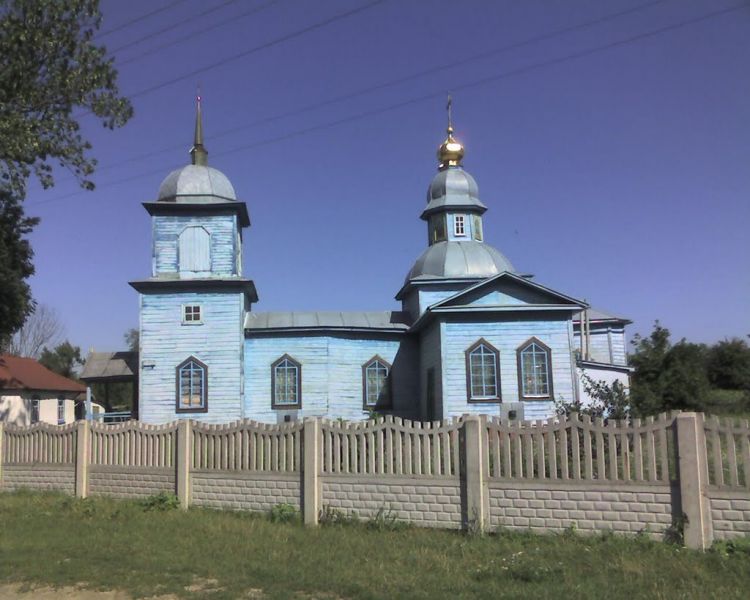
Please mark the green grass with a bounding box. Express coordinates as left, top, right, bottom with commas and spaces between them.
704, 389, 750, 419
1, 491, 749, 599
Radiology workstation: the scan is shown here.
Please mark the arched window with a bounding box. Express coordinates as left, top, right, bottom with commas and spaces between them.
362, 356, 391, 409
178, 226, 211, 274
272, 355, 301, 408
176, 356, 208, 412
465, 339, 500, 401
517, 338, 553, 399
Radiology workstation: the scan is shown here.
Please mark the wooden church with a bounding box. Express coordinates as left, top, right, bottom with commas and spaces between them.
128, 101, 631, 424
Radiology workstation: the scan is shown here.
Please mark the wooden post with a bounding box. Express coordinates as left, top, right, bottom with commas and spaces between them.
0, 422, 4, 488
676, 412, 713, 549
303, 417, 321, 526
176, 419, 192, 509
462, 415, 487, 533
75, 420, 90, 498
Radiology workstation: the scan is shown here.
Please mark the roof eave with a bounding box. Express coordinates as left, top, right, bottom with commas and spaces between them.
142, 201, 250, 228
129, 278, 258, 303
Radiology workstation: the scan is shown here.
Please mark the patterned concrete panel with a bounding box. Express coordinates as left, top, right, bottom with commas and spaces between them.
1, 465, 75, 494
89, 466, 176, 499
191, 471, 301, 512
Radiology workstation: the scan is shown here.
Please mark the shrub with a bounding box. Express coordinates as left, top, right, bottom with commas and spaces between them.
140, 492, 180, 512
269, 503, 299, 523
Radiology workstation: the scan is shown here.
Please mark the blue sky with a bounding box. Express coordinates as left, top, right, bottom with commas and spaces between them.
23, 0, 750, 354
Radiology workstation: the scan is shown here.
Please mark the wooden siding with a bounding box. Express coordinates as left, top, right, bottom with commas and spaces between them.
139, 291, 244, 424
440, 318, 574, 420
244, 335, 416, 422
152, 214, 238, 277
419, 322, 443, 420
575, 326, 627, 366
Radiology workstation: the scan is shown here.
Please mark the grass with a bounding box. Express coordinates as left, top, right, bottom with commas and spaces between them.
703, 389, 750, 420
1, 491, 750, 599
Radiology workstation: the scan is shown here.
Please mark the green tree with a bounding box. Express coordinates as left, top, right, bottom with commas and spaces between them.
706, 338, 750, 391
39, 340, 84, 379
629, 322, 710, 416
0, 0, 132, 346
124, 327, 139, 353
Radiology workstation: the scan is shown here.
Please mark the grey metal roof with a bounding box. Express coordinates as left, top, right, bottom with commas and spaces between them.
244, 311, 411, 332
573, 308, 631, 324
405, 240, 515, 283
157, 164, 236, 203
80, 351, 137, 382
421, 167, 486, 219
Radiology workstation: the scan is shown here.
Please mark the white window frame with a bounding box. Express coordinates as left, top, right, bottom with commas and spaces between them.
363, 357, 391, 409
31, 395, 40, 424
176, 357, 208, 412
182, 304, 202, 324
517, 338, 553, 399
454, 214, 466, 237
466, 339, 500, 401
272, 355, 301, 409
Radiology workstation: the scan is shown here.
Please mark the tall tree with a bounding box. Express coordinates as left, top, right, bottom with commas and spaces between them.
0, 0, 132, 346
706, 338, 750, 391
5, 303, 63, 358
39, 340, 84, 379
124, 327, 139, 353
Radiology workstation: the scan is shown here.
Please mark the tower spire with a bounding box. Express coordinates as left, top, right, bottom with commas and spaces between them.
190, 91, 208, 166
437, 94, 464, 170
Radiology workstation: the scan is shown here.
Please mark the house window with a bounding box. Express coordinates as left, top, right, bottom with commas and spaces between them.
362, 357, 391, 409
465, 339, 500, 401
472, 215, 483, 241
57, 397, 65, 424
31, 395, 40, 424
517, 338, 553, 399
430, 215, 447, 244
454, 214, 466, 236
183, 304, 202, 324
176, 356, 208, 412
272, 355, 301, 408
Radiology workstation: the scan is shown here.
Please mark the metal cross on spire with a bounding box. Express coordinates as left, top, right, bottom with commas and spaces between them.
446, 93, 453, 134
190, 85, 208, 166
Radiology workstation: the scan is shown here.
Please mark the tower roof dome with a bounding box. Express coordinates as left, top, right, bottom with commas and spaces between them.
422, 167, 486, 219
156, 95, 237, 204
405, 240, 514, 283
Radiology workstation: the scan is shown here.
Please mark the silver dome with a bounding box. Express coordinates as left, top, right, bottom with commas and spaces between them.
157, 164, 236, 203
422, 168, 486, 218
406, 240, 514, 282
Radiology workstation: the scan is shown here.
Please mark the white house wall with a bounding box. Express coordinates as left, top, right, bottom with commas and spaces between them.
0, 393, 76, 426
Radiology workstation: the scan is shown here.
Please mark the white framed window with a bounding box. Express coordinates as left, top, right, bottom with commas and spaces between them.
363, 357, 391, 409
454, 214, 466, 237
176, 356, 208, 412
466, 339, 500, 401
272, 355, 301, 408
472, 214, 483, 241
31, 395, 40, 424
183, 304, 202, 324
57, 397, 65, 424
517, 338, 553, 399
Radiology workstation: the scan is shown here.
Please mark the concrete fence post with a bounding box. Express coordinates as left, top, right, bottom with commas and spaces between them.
675, 412, 713, 549
75, 419, 90, 498
176, 419, 192, 509
462, 414, 487, 533
303, 417, 321, 525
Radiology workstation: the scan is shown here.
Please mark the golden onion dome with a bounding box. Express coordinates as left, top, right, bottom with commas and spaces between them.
437, 125, 465, 170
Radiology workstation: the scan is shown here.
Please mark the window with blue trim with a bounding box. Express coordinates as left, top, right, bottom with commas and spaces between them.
176, 357, 208, 412
272, 355, 301, 408
517, 338, 552, 399
363, 357, 391, 409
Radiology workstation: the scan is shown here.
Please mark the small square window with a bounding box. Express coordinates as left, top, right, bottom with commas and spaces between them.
183, 305, 202, 324
454, 215, 466, 236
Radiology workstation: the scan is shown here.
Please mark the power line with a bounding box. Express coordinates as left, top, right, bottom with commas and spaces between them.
126, 0, 387, 101
96, 0, 192, 40
83, 0, 670, 176
29, 3, 746, 209
110, 0, 245, 55
114, 0, 282, 64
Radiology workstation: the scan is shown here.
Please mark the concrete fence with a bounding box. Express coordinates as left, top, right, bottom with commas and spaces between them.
1, 412, 748, 549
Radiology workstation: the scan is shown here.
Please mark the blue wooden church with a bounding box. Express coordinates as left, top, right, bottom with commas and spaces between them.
129, 101, 631, 424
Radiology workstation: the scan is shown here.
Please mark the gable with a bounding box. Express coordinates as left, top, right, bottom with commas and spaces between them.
429, 272, 584, 310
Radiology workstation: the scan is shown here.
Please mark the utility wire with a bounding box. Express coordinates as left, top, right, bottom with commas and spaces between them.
110, 0, 245, 55
114, 0, 282, 63
96, 0, 192, 40
29, 2, 746, 209
126, 0, 387, 101
90, 0, 668, 175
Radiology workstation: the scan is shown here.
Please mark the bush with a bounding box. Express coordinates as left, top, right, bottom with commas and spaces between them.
269, 503, 299, 523
140, 492, 180, 512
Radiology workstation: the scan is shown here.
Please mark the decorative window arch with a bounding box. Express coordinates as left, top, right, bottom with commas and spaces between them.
465, 339, 500, 402
176, 356, 208, 413
272, 355, 301, 409
362, 356, 392, 410
517, 338, 553, 399
178, 226, 211, 273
